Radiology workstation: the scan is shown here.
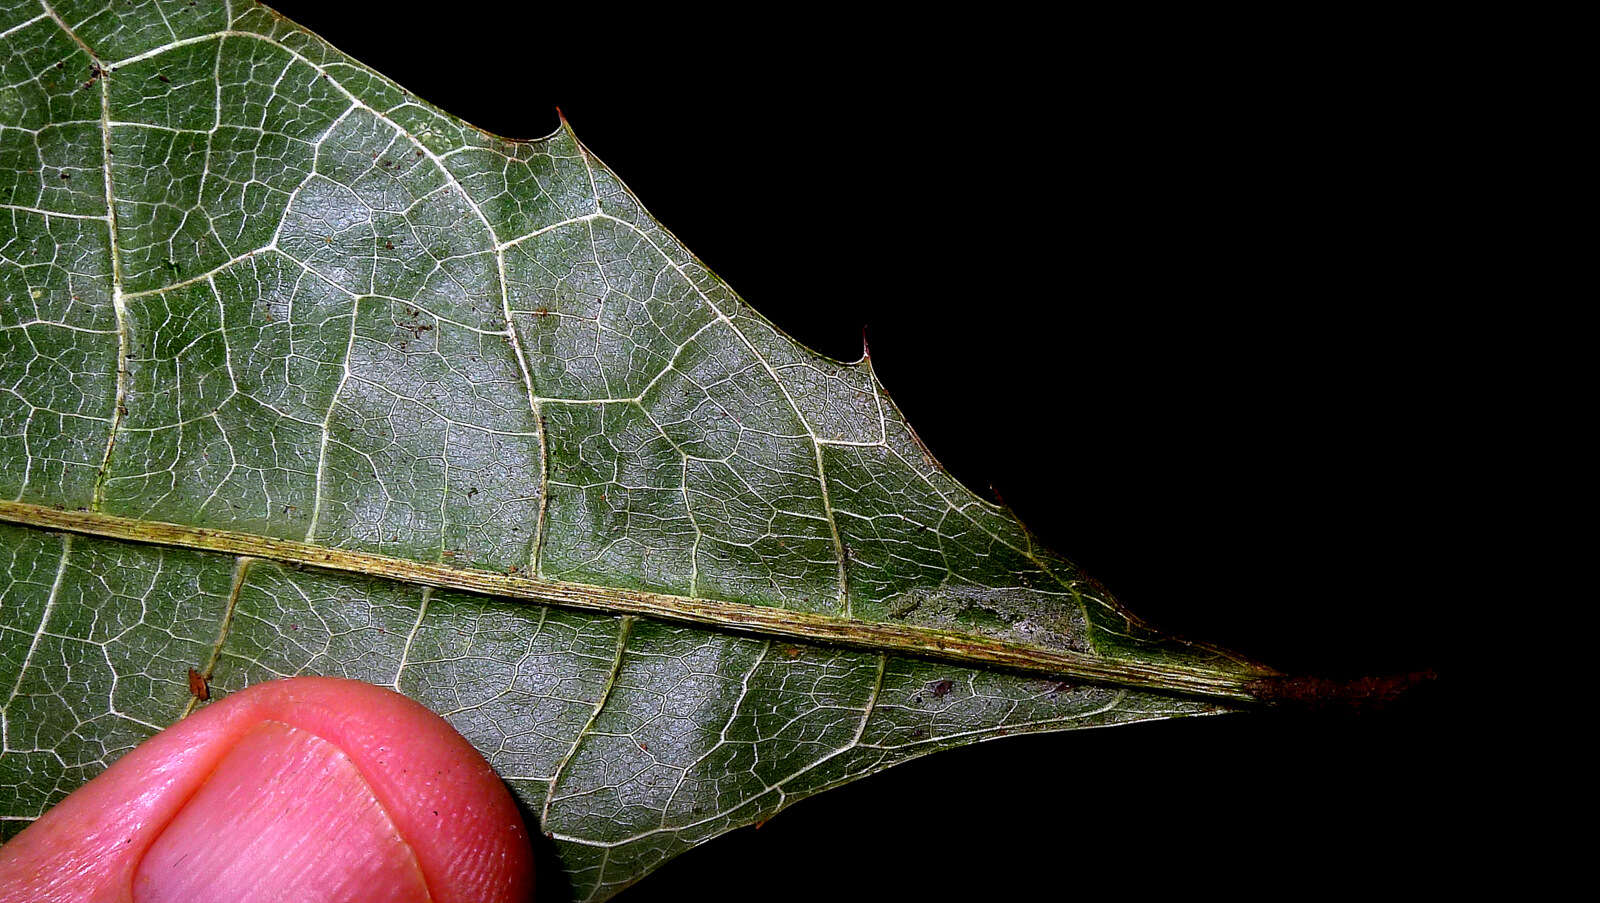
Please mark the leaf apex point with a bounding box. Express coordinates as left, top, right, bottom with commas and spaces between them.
1244, 669, 1439, 710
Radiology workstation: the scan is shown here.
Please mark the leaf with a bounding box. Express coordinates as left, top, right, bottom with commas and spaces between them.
0, 2, 1273, 897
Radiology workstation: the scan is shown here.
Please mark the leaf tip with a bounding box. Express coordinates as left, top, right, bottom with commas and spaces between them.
1245, 669, 1439, 711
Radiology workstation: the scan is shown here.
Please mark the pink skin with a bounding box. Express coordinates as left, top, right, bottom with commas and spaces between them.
0, 677, 535, 903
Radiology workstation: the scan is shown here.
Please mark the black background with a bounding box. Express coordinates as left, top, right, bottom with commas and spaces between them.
265, 4, 1454, 899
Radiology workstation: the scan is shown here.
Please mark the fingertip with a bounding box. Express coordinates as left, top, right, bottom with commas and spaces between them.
253, 678, 536, 903
0, 677, 534, 903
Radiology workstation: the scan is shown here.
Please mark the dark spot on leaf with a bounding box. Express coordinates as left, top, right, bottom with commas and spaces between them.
930, 679, 954, 697
888, 598, 920, 620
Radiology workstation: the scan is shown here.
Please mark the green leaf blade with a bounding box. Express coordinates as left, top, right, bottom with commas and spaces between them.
1, 2, 1260, 896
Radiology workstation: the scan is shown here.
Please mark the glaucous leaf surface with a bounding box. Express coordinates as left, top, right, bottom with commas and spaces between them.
0, 2, 1260, 897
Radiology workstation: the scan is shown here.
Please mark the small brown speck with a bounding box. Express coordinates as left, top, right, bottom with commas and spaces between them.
187, 668, 210, 701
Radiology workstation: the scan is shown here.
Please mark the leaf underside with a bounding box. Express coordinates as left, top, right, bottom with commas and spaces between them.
0, 2, 1259, 897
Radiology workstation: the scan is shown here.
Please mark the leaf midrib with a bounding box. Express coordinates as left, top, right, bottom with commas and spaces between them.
0, 500, 1269, 702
